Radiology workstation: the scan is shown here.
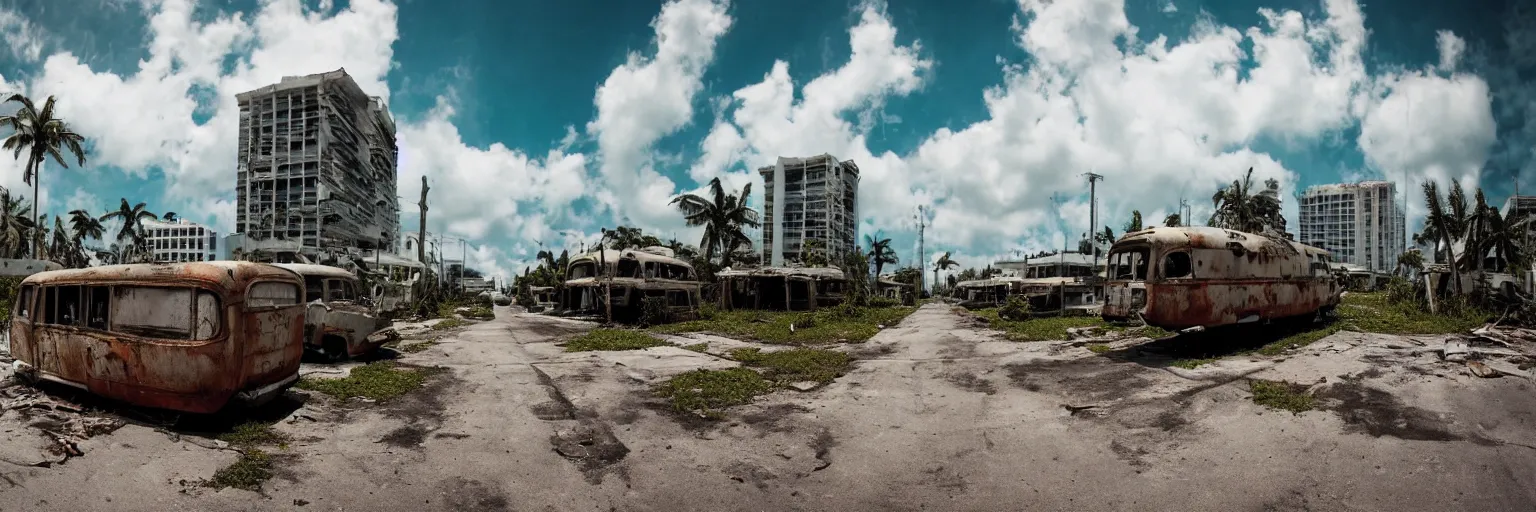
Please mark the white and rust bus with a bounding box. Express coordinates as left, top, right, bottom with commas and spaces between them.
1101, 226, 1341, 330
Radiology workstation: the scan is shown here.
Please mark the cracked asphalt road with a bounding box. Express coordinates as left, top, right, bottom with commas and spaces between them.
2, 303, 1534, 511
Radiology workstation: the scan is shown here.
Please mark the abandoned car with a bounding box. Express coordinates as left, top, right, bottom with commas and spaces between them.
1101, 226, 1341, 329
560, 247, 701, 322
275, 264, 392, 361
716, 267, 847, 311
8, 262, 307, 414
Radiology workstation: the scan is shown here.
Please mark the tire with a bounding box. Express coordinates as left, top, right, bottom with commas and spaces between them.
322, 336, 349, 363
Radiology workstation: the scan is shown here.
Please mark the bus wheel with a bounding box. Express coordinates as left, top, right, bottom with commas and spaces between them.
322, 336, 349, 363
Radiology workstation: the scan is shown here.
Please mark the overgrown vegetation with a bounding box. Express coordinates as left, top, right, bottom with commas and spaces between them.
564, 329, 670, 352
997, 296, 1032, 321
1249, 379, 1314, 414
296, 362, 442, 401
0, 276, 18, 325
203, 449, 274, 491
462, 306, 495, 320
399, 340, 438, 353
1086, 343, 1111, 354
1252, 291, 1489, 356
651, 304, 914, 344
971, 308, 1109, 341
1170, 357, 1219, 370
217, 422, 289, 449
682, 343, 709, 353
653, 368, 774, 419
432, 318, 468, 330
640, 296, 670, 326
729, 347, 851, 385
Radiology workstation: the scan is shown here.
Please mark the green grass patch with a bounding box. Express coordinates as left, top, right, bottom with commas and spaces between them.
970, 309, 1110, 341
203, 449, 273, 491
730, 348, 851, 385
564, 329, 670, 352
1170, 357, 1219, 370
682, 343, 709, 353
399, 341, 438, 353
296, 362, 442, 401
653, 368, 774, 418
217, 422, 289, 449
1251, 292, 1490, 356
463, 306, 495, 320
432, 318, 469, 330
651, 305, 915, 345
1249, 379, 1314, 414
1086, 343, 1111, 354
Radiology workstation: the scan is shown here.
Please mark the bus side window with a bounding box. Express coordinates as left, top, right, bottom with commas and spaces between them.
1163, 252, 1192, 279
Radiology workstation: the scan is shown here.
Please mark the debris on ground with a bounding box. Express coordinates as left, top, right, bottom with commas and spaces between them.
1467, 360, 1499, 378
0, 387, 126, 466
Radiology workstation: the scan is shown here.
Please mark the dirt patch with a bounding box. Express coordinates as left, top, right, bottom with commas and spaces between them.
533, 366, 631, 484
438, 476, 511, 511
848, 343, 898, 359
740, 403, 813, 435
725, 460, 778, 490
1003, 359, 1156, 402
809, 428, 835, 472
1314, 382, 1461, 442
434, 432, 471, 440
530, 401, 576, 421
379, 425, 429, 447
1109, 439, 1152, 468
944, 372, 998, 395
523, 321, 591, 338
550, 423, 631, 485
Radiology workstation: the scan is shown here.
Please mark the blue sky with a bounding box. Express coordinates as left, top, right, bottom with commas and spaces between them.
0, 0, 1529, 282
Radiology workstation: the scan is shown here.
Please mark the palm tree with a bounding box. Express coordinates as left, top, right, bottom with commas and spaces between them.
1421, 181, 1464, 295
68, 209, 104, 244
933, 251, 958, 293
47, 215, 79, 268
1163, 213, 1182, 227
0, 187, 33, 258
1123, 210, 1143, 232
162, 211, 178, 222
1208, 167, 1289, 236
865, 234, 898, 289
99, 198, 158, 263
669, 177, 760, 268
0, 94, 88, 258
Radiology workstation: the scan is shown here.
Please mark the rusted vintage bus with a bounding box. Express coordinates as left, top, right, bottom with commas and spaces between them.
561, 247, 701, 322
275, 264, 391, 361
8, 262, 307, 413
1102, 226, 1340, 329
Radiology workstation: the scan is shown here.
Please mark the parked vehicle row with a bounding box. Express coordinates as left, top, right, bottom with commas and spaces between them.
7, 261, 395, 414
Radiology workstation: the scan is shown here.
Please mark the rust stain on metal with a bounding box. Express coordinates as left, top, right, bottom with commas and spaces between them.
1102, 227, 1340, 330
10, 262, 307, 413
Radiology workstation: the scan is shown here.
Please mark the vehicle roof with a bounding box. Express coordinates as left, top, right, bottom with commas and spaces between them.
717, 266, 846, 279
569, 249, 694, 268
22, 261, 302, 289
1114, 226, 1329, 257
273, 263, 359, 280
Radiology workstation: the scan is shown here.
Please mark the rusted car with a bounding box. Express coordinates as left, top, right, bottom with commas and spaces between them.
561, 247, 701, 322
8, 262, 306, 413
275, 264, 391, 361
1102, 226, 1340, 329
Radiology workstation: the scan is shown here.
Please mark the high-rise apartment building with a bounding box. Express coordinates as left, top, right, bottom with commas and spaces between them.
142, 219, 218, 262
759, 154, 860, 267
1298, 181, 1405, 272
233, 69, 400, 260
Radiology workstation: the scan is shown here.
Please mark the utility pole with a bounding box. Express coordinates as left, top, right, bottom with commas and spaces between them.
1052, 193, 1067, 313
1084, 172, 1104, 269
916, 205, 929, 297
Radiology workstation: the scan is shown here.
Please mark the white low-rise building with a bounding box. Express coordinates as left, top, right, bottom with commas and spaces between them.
143, 219, 218, 262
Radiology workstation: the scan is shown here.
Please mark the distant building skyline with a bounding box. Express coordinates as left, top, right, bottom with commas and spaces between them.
1298, 181, 1406, 272
759, 154, 860, 267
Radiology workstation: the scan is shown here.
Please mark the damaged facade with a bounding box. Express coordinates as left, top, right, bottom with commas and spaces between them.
1102, 226, 1341, 330
760, 154, 860, 267
716, 267, 847, 311
560, 247, 702, 322
953, 252, 1099, 313
234, 69, 400, 262
8, 262, 307, 414
1298, 181, 1405, 273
